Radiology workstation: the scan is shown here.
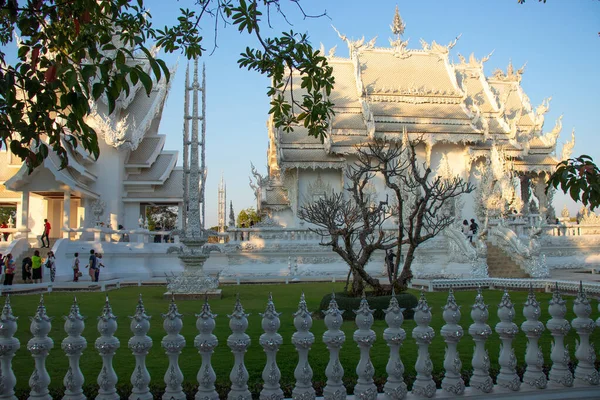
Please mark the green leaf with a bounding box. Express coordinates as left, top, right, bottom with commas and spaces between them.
138, 69, 153, 96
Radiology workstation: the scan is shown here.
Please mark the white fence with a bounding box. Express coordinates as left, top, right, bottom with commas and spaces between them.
0, 286, 599, 400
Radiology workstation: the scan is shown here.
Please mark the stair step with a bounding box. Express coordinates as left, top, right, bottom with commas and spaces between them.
486, 243, 531, 279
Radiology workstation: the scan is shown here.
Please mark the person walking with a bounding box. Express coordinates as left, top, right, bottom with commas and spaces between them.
94, 252, 105, 282
469, 218, 479, 243
40, 219, 51, 248
3, 254, 14, 285
385, 249, 396, 282
45, 251, 56, 282
31, 250, 43, 283
72, 252, 80, 282
87, 249, 98, 282
22, 256, 32, 283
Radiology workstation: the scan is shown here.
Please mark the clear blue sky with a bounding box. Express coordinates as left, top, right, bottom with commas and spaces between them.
5, 1, 600, 226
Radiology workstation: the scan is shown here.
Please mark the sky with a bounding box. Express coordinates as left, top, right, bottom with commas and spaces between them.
4, 1, 600, 226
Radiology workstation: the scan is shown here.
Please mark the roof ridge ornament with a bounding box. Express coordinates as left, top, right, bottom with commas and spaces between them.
390, 5, 405, 37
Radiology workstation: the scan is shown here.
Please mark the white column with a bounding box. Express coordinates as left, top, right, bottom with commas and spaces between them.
62, 297, 87, 400
27, 295, 54, 400
63, 191, 71, 239
18, 190, 30, 238
0, 296, 20, 399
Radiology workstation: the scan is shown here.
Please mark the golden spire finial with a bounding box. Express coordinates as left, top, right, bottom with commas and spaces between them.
391, 5, 405, 37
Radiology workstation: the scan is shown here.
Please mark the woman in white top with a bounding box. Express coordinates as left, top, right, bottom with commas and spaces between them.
46, 251, 56, 282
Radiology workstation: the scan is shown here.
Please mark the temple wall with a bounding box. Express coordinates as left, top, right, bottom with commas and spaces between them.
89, 142, 128, 229
123, 203, 142, 230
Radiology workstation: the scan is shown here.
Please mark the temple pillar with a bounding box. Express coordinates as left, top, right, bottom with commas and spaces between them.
63, 191, 71, 239
17, 190, 30, 239
533, 173, 548, 222
520, 175, 531, 214
177, 202, 184, 230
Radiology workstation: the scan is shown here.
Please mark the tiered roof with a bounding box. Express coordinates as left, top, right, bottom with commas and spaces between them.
269, 8, 572, 176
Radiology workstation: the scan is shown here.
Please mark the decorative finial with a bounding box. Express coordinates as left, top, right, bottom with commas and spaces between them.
390, 5, 405, 37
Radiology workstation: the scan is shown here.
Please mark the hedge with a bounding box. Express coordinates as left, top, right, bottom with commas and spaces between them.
318, 291, 418, 321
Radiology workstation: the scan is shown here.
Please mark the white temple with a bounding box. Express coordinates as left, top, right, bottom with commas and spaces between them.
255, 8, 571, 229
2, 8, 600, 284
0, 47, 183, 240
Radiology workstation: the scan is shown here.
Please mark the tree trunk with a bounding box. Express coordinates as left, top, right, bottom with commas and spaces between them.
344, 269, 352, 292
395, 245, 416, 291
351, 264, 384, 295
350, 274, 365, 296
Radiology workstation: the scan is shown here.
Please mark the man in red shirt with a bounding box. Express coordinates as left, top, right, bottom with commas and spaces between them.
40, 219, 51, 248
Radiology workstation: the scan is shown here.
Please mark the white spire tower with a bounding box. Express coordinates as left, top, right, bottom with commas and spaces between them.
218, 173, 226, 234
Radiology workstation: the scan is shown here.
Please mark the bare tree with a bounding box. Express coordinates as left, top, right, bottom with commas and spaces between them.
298, 136, 475, 294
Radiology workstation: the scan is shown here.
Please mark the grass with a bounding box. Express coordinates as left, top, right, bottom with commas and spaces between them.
4, 283, 600, 393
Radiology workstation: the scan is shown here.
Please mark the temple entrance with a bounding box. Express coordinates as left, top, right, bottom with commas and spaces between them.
31, 192, 82, 239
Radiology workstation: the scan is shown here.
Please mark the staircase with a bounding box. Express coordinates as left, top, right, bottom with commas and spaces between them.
486, 243, 530, 278
11, 239, 57, 284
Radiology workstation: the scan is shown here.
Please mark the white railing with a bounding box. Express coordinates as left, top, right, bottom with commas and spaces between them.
0, 286, 599, 399
62, 227, 179, 243
545, 223, 600, 237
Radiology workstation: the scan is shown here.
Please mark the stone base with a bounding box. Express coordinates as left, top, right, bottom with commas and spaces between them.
164, 289, 222, 300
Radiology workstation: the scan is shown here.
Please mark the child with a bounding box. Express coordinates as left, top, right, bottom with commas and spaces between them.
22, 256, 32, 283
72, 252, 80, 282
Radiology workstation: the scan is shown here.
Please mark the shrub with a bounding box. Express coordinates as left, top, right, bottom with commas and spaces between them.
318, 291, 418, 321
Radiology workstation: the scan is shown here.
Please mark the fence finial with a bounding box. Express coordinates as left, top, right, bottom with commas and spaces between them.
259, 293, 283, 400
572, 280, 599, 385
469, 288, 493, 393
292, 292, 315, 400
28, 294, 54, 399
522, 286, 547, 389
547, 283, 573, 387
495, 289, 520, 391
0, 293, 19, 398
442, 286, 464, 394
412, 291, 436, 397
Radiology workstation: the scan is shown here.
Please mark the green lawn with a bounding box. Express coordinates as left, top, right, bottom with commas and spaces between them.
4, 283, 599, 394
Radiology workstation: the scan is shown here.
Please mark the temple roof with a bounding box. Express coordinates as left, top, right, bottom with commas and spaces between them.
124, 168, 184, 202
124, 151, 177, 184
126, 135, 166, 167
268, 14, 564, 175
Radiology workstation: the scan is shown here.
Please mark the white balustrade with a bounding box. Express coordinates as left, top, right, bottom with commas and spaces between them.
411, 291, 435, 398
521, 286, 547, 389
227, 295, 251, 400
62, 297, 87, 400
494, 289, 520, 391
353, 293, 376, 400
382, 291, 407, 400
0, 296, 20, 400
291, 292, 315, 400
547, 283, 573, 386
28, 295, 54, 400
161, 297, 186, 400
259, 293, 283, 400
128, 295, 152, 400
95, 296, 120, 400
194, 299, 218, 400
441, 288, 464, 395
322, 293, 346, 400
468, 288, 493, 393
0, 286, 598, 399
572, 282, 600, 385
